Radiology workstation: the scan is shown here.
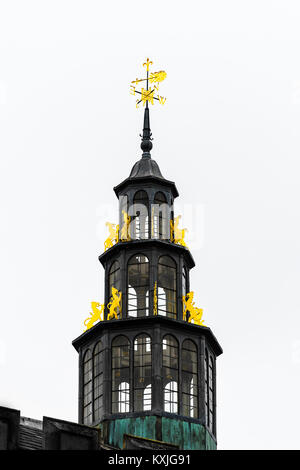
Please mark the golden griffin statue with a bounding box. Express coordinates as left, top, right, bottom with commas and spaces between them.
84, 302, 105, 331
107, 287, 122, 320
104, 222, 119, 251
182, 292, 205, 326
170, 215, 188, 247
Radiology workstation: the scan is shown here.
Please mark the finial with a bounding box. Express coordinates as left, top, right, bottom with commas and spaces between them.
130, 59, 167, 158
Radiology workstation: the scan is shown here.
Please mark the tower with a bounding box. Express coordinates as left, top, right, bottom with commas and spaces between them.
72, 60, 222, 450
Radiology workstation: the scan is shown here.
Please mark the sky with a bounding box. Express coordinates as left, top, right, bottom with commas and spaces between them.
0, 0, 300, 450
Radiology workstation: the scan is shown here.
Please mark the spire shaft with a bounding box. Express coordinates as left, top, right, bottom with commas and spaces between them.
140, 106, 153, 158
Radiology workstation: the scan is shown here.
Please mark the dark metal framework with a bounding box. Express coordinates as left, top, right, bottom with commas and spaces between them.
127, 254, 149, 318
163, 335, 179, 413
182, 339, 198, 418
83, 349, 92, 424
74, 316, 220, 444
93, 342, 104, 421
82, 341, 104, 425
205, 348, 216, 434
73, 130, 222, 447
158, 255, 177, 319
133, 334, 152, 411
103, 244, 189, 322
153, 191, 168, 239
111, 336, 130, 413
133, 190, 149, 240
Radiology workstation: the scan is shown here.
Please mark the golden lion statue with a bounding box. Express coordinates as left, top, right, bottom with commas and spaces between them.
182, 292, 205, 326
170, 215, 187, 247
104, 222, 119, 251
107, 287, 122, 320
120, 211, 131, 241
84, 302, 105, 331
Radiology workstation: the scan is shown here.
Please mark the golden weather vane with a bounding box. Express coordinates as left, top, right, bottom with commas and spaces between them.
130, 58, 167, 108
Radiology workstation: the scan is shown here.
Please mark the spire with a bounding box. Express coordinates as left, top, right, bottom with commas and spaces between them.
140, 106, 153, 158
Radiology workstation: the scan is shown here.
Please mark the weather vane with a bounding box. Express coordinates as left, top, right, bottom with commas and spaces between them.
130, 58, 167, 108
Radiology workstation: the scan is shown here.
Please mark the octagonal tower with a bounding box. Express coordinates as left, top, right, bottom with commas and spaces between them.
72, 106, 222, 450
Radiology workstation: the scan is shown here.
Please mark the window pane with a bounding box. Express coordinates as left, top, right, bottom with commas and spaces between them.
93, 341, 103, 422
112, 336, 130, 413
163, 336, 178, 413
133, 191, 149, 240
158, 257, 177, 319
128, 255, 149, 317
134, 335, 152, 411
182, 340, 198, 418
152, 192, 169, 240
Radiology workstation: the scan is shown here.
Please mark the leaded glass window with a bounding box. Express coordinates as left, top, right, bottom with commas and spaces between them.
109, 261, 121, 292
133, 190, 149, 240
134, 335, 152, 411
93, 341, 104, 421
83, 349, 92, 424
152, 191, 169, 239
128, 254, 149, 317
158, 256, 177, 319
205, 349, 215, 434
182, 340, 198, 418
163, 335, 178, 413
112, 336, 130, 413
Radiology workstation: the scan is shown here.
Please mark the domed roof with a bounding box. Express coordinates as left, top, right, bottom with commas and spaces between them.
129, 155, 164, 179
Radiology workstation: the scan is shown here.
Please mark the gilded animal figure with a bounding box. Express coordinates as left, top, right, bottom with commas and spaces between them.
170, 215, 187, 247
107, 287, 122, 320
104, 222, 119, 251
182, 292, 205, 326
84, 302, 104, 331
120, 211, 131, 241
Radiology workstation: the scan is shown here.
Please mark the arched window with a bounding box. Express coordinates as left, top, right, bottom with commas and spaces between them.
163, 335, 178, 413
205, 349, 215, 434
133, 190, 149, 240
93, 341, 104, 421
182, 340, 198, 418
128, 254, 149, 317
158, 256, 177, 319
108, 261, 121, 319
134, 334, 152, 411
83, 349, 92, 424
112, 336, 130, 413
152, 192, 169, 240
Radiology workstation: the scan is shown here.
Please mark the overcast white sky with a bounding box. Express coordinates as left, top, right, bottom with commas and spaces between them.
1, 0, 300, 450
